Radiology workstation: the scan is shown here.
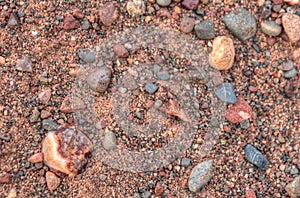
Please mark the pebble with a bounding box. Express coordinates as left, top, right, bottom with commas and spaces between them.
285, 176, 300, 198
28, 153, 43, 163
127, 0, 146, 17
113, 44, 129, 58
214, 83, 237, 104
87, 67, 112, 93
290, 168, 299, 175
0, 56, 5, 65
7, 188, 17, 198
188, 160, 213, 192
42, 126, 93, 177
46, 172, 60, 193
284, 68, 297, 78
209, 36, 235, 70
244, 144, 269, 170
154, 182, 164, 196
142, 191, 151, 198
225, 96, 252, 123
156, 71, 170, 80
0, 173, 11, 184
144, 82, 158, 94
102, 131, 117, 150
157, 0, 171, 6
38, 89, 51, 104
181, 158, 191, 167
282, 13, 300, 43
240, 119, 250, 129
7, 13, 19, 27
260, 6, 272, 19
40, 110, 51, 119
99, 2, 118, 26
63, 14, 80, 30
261, 20, 282, 36
60, 95, 85, 113
42, 119, 58, 131
282, 60, 294, 71
223, 8, 257, 41
17, 57, 32, 72
81, 19, 91, 30
182, 0, 199, 10
194, 20, 215, 40
245, 189, 257, 198
30, 108, 40, 123
77, 48, 96, 63
180, 16, 195, 33
284, 0, 300, 5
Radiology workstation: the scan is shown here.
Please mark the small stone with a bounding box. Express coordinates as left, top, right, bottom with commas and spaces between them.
224, 0, 235, 4
284, 0, 300, 5
194, 20, 215, 40
284, 68, 297, 78
282, 60, 294, 71
188, 160, 213, 192
181, 158, 191, 167
73, 9, 85, 19
38, 88, 51, 104
293, 48, 300, 61
285, 80, 296, 97
180, 16, 195, 33
142, 191, 151, 198
87, 67, 112, 93
182, 0, 199, 10
60, 95, 85, 113
102, 131, 117, 150
0, 56, 5, 65
290, 168, 299, 175
121, 74, 138, 90
7, 13, 19, 27
225, 96, 252, 123
223, 8, 257, 41
30, 108, 40, 123
244, 144, 269, 170
285, 176, 300, 198
240, 119, 250, 129
282, 13, 300, 43
209, 36, 235, 70
114, 44, 129, 58
260, 6, 272, 19
127, 0, 146, 17
273, 4, 282, 13
214, 83, 237, 104
154, 182, 164, 196
17, 57, 32, 72
40, 110, 51, 119
63, 14, 80, 30
261, 20, 282, 36
46, 172, 60, 193
28, 153, 43, 163
99, 3, 118, 26
145, 82, 158, 94
42, 119, 58, 131
42, 126, 93, 177
81, 19, 91, 30
7, 188, 17, 198
272, 0, 283, 4
77, 48, 96, 63
157, 0, 172, 6
0, 173, 11, 184
156, 71, 170, 80
245, 189, 257, 198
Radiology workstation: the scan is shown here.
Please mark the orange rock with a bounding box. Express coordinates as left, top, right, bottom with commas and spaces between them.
46, 172, 60, 193
209, 36, 235, 70
225, 97, 252, 123
28, 153, 43, 163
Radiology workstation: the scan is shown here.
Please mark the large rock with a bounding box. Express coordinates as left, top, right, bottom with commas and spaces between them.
244, 144, 268, 170
188, 160, 213, 192
86, 67, 112, 93
282, 13, 300, 43
209, 36, 235, 70
286, 176, 300, 198
223, 8, 257, 41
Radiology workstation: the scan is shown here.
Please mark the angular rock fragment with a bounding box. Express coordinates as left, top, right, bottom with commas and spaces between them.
225, 96, 252, 123
188, 160, 213, 192
86, 67, 112, 93
46, 172, 60, 193
244, 144, 269, 170
214, 83, 237, 104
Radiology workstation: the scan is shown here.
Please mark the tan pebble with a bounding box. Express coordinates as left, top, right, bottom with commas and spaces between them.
0, 56, 5, 65
28, 153, 43, 163
46, 172, 60, 193
282, 13, 300, 43
7, 188, 17, 198
209, 36, 235, 70
245, 189, 256, 198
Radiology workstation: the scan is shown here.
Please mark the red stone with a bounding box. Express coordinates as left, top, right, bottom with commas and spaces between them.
246, 189, 257, 198
113, 44, 129, 58
28, 153, 43, 163
0, 173, 11, 184
225, 97, 252, 123
99, 3, 118, 26
63, 14, 80, 30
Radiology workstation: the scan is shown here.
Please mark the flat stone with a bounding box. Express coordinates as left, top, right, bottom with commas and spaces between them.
156, 71, 170, 80
28, 153, 43, 163
102, 131, 117, 150
244, 144, 269, 170
188, 160, 213, 192
194, 20, 215, 40
285, 176, 300, 198
261, 20, 282, 36
223, 8, 257, 41
60, 95, 85, 113
214, 83, 236, 104
282, 13, 300, 43
42, 119, 58, 131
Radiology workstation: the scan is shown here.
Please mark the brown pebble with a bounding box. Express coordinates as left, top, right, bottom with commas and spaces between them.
46, 172, 60, 193
113, 44, 129, 58
282, 13, 300, 43
225, 97, 252, 123
0, 173, 11, 184
63, 14, 80, 30
293, 48, 300, 61
0, 56, 5, 65
73, 9, 84, 19
99, 2, 118, 26
182, 0, 199, 10
267, 37, 276, 46
180, 16, 195, 33
40, 110, 51, 119
28, 153, 43, 163
38, 89, 51, 104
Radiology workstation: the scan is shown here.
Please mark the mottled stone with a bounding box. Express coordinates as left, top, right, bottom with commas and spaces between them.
46, 172, 60, 193
261, 20, 282, 36
225, 96, 252, 123
194, 20, 215, 40
286, 176, 300, 198
188, 160, 213, 192
244, 144, 269, 170
214, 83, 237, 104
63, 14, 80, 30
42, 119, 59, 131
114, 44, 129, 58
7, 13, 19, 27
182, 0, 199, 10
127, 0, 146, 17
77, 48, 96, 63
99, 3, 118, 26
17, 57, 32, 72
282, 13, 300, 43
284, 68, 297, 78
87, 67, 112, 93
180, 16, 195, 33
